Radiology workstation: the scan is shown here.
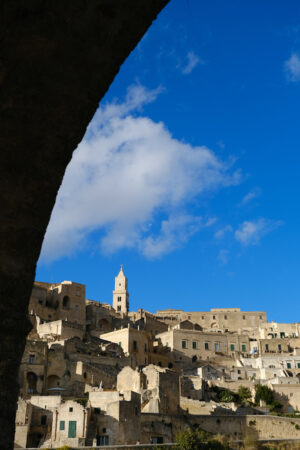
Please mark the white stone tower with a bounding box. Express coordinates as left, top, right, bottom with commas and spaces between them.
113, 265, 129, 315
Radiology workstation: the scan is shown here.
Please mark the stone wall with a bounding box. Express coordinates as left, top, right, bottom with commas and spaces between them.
141, 413, 300, 442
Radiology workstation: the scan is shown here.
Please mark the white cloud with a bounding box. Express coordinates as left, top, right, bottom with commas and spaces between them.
234, 218, 282, 246
239, 187, 261, 206
285, 53, 300, 81
214, 225, 233, 240
182, 51, 203, 75
218, 249, 229, 266
40, 84, 241, 263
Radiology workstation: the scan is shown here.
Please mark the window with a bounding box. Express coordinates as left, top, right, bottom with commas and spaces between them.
75, 304, 79, 310
202, 316, 205, 320
94, 408, 100, 414
41, 415, 47, 425
182, 340, 187, 349
237, 369, 241, 374
213, 315, 216, 320
118, 296, 122, 302
133, 340, 137, 351
166, 342, 169, 347
68, 420, 76, 438
97, 436, 109, 446
188, 315, 191, 320
152, 437, 164, 444
242, 344, 247, 352
278, 344, 282, 351
230, 344, 235, 351
297, 363, 300, 369
29, 354, 35, 364
76, 289, 80, 296
69, 407, 73, 412
259, 315, 263, 320
59, 421, 65, 430
214, 343, 219, 352
265, 344, 269, 351
287, 363, 292, 369
290, 393, 294, 397
117, 305, 121, 311
192, 341, 197, 349
205, 342, 209, 350
83, 372, 87, 379
224, 315, 227, 320
280, 332, 285, 338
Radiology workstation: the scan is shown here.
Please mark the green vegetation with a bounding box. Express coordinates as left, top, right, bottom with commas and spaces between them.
219, 389, 236, 403
255, 384, 283, 412
74, 397, 88, 407
175, 427, 230, 449
238, 386, 252, 402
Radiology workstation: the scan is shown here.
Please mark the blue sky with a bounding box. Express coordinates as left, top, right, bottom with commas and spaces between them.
36, 0, 300, 322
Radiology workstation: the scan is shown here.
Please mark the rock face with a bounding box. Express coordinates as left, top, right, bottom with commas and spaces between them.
0, 1, 169, 448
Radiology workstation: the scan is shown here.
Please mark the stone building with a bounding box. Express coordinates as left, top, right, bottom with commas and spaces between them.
157, 328, 250, 363
14, 267, 300, 447
155, 307, 267, 332
100, 326, 153, 367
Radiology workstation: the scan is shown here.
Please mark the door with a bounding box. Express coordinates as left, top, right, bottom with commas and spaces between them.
68, 421, 76, 438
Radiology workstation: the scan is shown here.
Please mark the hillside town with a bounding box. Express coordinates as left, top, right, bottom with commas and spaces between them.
15, 266, 300, 448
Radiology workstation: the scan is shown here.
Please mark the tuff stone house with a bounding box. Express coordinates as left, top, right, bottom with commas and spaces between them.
14, 267, 300, 447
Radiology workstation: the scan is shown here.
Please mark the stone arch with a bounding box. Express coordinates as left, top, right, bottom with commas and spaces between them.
0, 2, 170, 448
192, 355, 197, 363
47, 375, 61, 390
98, 318, 110, 331
211, 322, 218, 328
27, 372, 37, 394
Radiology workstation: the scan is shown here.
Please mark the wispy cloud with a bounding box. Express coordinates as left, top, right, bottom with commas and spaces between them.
239, 187, 261, 206
182, 51, 203, 75
234, 218, 282, 246
218, 249, 229, 266
40, 84, 241, 263
214, 225, 233, 240
285, 52, 300, 81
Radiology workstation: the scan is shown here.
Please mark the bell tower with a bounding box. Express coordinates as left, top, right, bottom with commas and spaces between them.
113, 265, 129, 315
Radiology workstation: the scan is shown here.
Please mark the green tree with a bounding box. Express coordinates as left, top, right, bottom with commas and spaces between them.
255, 384, 274, 405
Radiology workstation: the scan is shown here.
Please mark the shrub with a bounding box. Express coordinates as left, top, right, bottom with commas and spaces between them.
176, 427, 208, 449
238, 386, 252, 403
255, 384, 274, 405
219, 389, 235, 403
176, 428, 230, 449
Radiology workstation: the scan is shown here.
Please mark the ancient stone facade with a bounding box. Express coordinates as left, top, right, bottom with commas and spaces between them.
14, 268, 300, 447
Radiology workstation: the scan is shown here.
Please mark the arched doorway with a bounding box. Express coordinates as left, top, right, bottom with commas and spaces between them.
27, 372, 37, 394
47, 374, 61, 390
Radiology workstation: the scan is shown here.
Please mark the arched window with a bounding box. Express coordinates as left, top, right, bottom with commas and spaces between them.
118, 296, 122, 302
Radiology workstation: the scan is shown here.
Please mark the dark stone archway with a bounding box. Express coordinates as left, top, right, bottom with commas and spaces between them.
0, 1, 169, 448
